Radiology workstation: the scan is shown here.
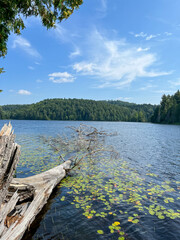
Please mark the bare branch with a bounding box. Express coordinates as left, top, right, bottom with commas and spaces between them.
42, 124, 118, 169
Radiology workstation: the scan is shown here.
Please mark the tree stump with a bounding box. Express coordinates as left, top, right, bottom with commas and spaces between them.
0, 123, 20, 207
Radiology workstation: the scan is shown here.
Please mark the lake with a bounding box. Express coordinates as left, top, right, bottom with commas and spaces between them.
0, 120, 180, 240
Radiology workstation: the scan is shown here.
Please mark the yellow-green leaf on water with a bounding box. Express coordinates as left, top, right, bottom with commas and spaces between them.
114, 226, 121, 230
133, 213, 138, 217
128, 216, 133, 222
113, 221, 120, 226
132, 219, 139, 224
60, 196, 65, 201
149, 209, 155, 215
158, 214, 165, 219
97, 230, 104, 234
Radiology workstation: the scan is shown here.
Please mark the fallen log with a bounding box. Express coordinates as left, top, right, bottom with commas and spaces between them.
0, 123, 71, 240
0, 160, 71, 240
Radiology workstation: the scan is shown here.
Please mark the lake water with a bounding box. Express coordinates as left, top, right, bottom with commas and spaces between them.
0, 120, 180, 240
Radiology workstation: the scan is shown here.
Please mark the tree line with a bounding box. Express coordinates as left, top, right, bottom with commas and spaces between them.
151, 90, 180, 124
0, 98, 156, 122
1, 91, 179, 123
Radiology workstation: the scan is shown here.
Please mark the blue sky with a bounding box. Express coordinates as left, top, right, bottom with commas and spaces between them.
1, 0, 180, 105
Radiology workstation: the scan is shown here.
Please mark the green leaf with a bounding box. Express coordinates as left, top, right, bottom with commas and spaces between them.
132, 219, 139, 224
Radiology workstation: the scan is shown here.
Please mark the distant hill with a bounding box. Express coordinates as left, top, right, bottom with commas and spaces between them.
0, 98, 156, 122
151, 90, 180, 124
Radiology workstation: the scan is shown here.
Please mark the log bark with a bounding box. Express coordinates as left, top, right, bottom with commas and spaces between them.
0, 123, 20, 207
6, 182, 35, 203
0, 123, 72, 240
0, 160, 71, 240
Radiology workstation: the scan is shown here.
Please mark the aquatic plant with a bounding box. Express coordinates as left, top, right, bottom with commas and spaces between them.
15, 125, 180, 239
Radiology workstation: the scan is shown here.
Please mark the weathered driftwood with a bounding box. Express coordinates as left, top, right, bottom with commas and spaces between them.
0, 123, 21, 206
6, 182, 35, 203
0, 161, 71, 240
0, 123, 71, 240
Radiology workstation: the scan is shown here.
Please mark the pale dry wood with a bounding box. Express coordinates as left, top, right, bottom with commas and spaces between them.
0, 192, 19, 236
0, 123, 12, 137
0, 123, 20, 207
4, 202, 29, 228
6, 182, 35, 203
0, 160, 71, 240
0, 123, 71, 240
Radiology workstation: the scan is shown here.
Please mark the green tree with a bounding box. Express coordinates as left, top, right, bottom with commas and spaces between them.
0, 106, 4, 119
1, 98, 156, 122
152, 90, 180, 124
0, 0, 83, 67
138, 111, 145, 122
131, 111, 138, 122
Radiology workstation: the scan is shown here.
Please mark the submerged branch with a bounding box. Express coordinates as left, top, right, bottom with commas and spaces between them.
42, 124, 118, 169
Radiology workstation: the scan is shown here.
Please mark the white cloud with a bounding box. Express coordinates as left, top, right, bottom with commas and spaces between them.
137, 47, 150, 52
12, 36, 41, 58
48, 72, 75, 83
73, 62, 95, 73
72, 30, 171, 89
18, 89, 32, 95
164, 32, 172, 36
100, 0, 107, 12
116, 97, 132, 101
132, 32, 172, 41
28, 66, 34, 70
69, 48, 81, 58
52, 24, 81, 43
53, 25, 69, 42
169, 79, 180, 86
153, 90, 174, 94
96, 0, 107, 18
139, 83, 156, 91
134, 32, 147, 38
36, 79, 43, 83
101, 0, 107, 9
146, 34, 157, 41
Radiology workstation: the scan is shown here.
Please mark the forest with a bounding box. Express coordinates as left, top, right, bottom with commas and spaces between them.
0, 98, 155, 122
151, 90, 180, 124
0, 91, 179, 123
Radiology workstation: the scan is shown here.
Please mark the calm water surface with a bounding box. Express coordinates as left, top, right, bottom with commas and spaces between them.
0, 120, 179, 240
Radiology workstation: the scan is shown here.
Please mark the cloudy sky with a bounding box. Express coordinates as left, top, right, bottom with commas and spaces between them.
1, 0, 180, 105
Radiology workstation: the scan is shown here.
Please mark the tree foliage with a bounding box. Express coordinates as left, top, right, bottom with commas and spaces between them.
0, 98, 155, 122
0, 0, 83, 58
0, 106, 3, 119
151, 90, 180, 124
